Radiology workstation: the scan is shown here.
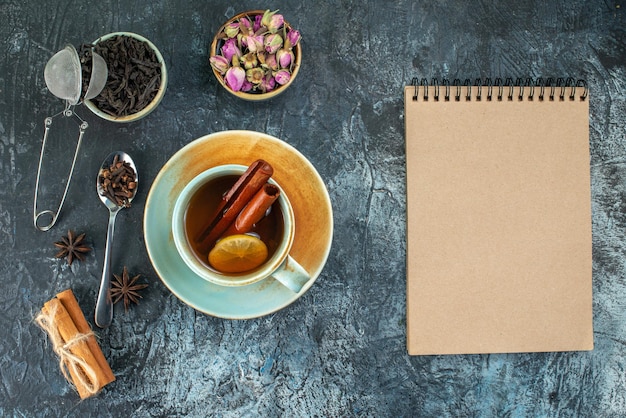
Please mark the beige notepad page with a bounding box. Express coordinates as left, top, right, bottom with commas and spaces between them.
404, 83, 593, 355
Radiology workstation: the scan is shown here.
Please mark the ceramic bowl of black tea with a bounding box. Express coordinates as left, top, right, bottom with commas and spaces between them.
85, 32, 167, 123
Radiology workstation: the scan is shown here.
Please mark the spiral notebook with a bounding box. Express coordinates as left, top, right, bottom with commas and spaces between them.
404, 78, 593, 355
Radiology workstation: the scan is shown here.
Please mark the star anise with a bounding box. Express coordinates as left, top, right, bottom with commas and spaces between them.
54, 230, 92, 265
110, 266, 148, 312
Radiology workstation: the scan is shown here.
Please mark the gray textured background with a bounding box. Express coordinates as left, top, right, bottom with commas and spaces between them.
1, 0, 625, 416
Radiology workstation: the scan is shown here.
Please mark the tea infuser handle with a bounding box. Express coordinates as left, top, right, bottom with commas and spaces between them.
33, 108, 88, 231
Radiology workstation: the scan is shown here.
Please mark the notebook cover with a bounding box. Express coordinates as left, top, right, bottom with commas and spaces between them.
404, 84, 593, 355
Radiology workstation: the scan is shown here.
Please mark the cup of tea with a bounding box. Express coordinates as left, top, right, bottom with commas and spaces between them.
172, 164, 310, 293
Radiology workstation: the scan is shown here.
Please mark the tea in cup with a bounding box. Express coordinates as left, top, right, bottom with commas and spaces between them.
172, 161, 310, 292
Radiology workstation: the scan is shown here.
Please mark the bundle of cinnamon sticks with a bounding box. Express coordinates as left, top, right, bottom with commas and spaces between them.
36, 289, 115, 399
196, 159, 280, 252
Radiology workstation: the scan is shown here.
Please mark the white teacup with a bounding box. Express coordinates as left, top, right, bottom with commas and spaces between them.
172, 164, 310, 293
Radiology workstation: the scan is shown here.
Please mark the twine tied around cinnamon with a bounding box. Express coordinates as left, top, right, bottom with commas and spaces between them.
35, 302, 100, 396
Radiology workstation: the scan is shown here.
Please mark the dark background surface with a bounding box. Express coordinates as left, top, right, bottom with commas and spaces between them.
1, 1, 625, 416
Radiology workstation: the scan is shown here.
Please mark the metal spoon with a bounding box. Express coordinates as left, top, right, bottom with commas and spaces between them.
94, 151, 138, 328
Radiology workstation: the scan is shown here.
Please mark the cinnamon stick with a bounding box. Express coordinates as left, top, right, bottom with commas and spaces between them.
196, 159, 273, 251
223, 184, 280, 236
36, 290, 115, 399
56, 290, 115, 388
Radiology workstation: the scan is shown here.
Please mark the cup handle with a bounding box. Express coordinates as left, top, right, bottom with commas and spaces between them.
271, 255, 310, 293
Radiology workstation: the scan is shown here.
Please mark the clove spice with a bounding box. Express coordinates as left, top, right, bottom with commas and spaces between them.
98, 155, 136, 207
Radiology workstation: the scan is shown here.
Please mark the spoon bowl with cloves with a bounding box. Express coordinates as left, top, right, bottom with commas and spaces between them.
95, 151, 138, 328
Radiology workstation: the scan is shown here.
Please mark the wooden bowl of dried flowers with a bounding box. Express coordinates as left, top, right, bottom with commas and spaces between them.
84, 32, 167, 123
209, 10, 302, 101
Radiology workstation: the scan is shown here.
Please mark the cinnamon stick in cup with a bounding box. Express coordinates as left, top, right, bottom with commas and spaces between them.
195, 159, 273, 251
222, 183, 280, 236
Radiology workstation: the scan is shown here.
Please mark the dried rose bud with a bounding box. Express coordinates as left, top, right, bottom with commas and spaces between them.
241, 52, 258, 70
224, 22, 240, 38
241, 80, 253, 92
222, 38, 242, 63
285, 29, 301, 50
262, 9, 284, 33
246, 67, 266, 85
242, 34, 264, 53
277, 49, 293, 69
239, 16, 252, 32
260, 75, 276, 92
262, 53, 278, 71
264, 34, 283, 54
274, 69, 291, 85
210, 55, 229, 74
225, 66, 246, 91
253, 14, 263, 32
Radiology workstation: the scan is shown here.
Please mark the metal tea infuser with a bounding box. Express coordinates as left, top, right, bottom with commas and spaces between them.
33, 44, 108, 231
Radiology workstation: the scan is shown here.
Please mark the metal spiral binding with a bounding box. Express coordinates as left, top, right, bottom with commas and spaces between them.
411, 77, 588, 102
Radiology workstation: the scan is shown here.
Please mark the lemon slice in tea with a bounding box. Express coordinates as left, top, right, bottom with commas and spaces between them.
208, 234, 269, 273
